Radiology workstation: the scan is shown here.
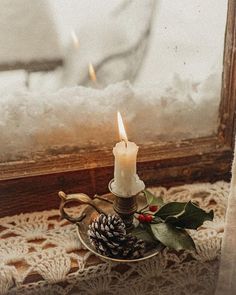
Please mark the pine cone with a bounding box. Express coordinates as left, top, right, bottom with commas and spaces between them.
121, 233, 146, 259
88, 214, 145, 259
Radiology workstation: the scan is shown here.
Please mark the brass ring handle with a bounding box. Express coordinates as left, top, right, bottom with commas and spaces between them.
58, 191, 106, 224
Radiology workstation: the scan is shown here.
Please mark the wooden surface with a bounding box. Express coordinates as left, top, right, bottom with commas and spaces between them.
0, 136, 231, 217
218, 0, 236, 148
0, 0, 235, 218
0, 59, 63, 72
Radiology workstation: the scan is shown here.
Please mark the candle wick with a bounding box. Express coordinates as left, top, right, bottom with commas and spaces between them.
122, 139, 128, 148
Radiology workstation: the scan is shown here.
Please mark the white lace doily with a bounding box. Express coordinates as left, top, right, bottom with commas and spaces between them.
0, 181, 229, 295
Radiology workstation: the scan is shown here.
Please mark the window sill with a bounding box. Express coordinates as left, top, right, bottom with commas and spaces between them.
0, 181, 228, 294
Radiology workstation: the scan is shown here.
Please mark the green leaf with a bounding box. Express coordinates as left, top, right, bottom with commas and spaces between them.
143, 190, 164, 206
131, 224, 156, 243
155, 202, 187, 220
150, 223, 195, 251
165, 201, 214, 229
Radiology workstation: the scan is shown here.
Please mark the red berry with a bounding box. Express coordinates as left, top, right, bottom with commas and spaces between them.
145, 215, 153, 223
138, 214, 146, 223
149, 205, 158, 212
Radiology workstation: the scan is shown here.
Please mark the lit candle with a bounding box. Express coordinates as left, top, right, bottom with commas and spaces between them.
111, 112, 145, 197
71, 30, 79, 49
88, 62, 101, 88
88, 63, 97, 83
62, 30, 80, 86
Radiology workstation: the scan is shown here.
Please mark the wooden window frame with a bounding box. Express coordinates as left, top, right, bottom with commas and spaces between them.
0, 0, 235, 217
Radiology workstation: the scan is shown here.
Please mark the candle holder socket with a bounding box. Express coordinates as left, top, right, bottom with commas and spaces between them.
109, 179, 142, 230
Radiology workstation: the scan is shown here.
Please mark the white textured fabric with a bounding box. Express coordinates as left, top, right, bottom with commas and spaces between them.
215, 142, 236, 295
0, 181, 229, 295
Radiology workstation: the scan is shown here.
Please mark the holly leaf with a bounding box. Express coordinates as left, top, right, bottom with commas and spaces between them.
155, 202, 187, 220
131, 224, 156, 243
150, 223, 195, 251
143, 190, 164, 206
165, 201, 214, 229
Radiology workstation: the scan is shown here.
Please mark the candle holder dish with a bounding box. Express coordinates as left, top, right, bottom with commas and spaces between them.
58, 189, 163, 262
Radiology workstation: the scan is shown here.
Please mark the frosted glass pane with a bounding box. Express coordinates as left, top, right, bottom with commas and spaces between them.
0, 0, 228, 162
136, 0, 227, 89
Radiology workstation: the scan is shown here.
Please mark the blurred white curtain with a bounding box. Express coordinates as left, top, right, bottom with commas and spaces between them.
215, 138, 236, 295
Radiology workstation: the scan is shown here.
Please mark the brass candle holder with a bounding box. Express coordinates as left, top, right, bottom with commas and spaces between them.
108, 179, 141, 230
57, 182, 162, 263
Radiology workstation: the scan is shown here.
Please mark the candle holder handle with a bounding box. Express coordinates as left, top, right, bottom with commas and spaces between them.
58, 191, 106, 224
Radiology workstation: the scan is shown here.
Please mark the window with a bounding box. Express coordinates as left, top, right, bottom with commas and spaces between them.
0, 0, 235, 217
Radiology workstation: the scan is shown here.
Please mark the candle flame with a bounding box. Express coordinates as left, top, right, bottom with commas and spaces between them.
117, 111, 128, 142
71, 30, 79, 48
89, 63, 97, 82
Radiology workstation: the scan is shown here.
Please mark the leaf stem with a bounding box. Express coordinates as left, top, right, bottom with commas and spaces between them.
136, 204, 149, 214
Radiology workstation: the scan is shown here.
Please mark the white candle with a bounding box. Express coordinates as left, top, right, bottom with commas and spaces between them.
88, 62, 100, 89
111, 112, 145, 197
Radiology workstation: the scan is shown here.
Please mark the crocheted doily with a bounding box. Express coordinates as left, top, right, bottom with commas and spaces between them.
0, 181, 228, 295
